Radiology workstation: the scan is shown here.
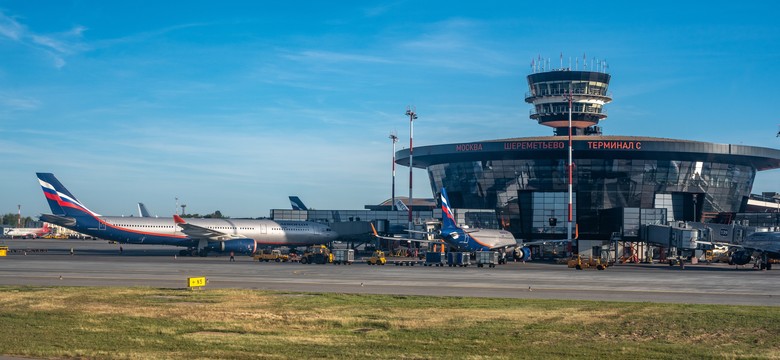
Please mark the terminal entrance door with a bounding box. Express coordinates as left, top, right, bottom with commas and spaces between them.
674, 192, 703, 222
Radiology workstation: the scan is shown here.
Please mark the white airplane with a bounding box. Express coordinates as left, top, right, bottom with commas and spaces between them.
704, 231, 780, 270
4, 223, 51, 239
369, 188, 569, 260
37, 173, 338, 256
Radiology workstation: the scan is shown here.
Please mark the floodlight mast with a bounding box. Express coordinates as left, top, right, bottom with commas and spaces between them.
389, 132, 398, 211
406, 106, 417, 232
565, 84, 574, 252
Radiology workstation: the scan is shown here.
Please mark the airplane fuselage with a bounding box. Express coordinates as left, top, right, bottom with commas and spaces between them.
743, 232, 780, 257
441, 227, 517, 252
4, 227, 47, 238
61, 215, 337, 248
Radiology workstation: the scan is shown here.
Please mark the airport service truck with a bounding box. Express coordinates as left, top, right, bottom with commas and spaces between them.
253, 249, 289, 262
366, 250, 387, 265
567, 255, 608, 270
300, 245, 332, 264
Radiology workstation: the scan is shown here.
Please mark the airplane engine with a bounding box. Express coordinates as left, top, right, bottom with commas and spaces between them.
515, 247, 532, 261
729, 250, 752, 265
206, 239, 257, 255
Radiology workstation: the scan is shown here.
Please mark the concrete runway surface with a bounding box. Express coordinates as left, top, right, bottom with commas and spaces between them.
0, 239, 778, 306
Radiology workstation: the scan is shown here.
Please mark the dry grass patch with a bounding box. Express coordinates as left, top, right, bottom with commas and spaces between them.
0, 286, 779, 359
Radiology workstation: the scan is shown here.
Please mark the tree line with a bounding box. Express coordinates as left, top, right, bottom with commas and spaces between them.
180, 210, 226, 219
1, 213, 35, 227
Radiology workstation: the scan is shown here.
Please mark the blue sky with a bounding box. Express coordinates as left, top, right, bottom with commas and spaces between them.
1, 1, 779, 218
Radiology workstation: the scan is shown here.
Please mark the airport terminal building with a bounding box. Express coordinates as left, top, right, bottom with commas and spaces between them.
394, 66, 780, 243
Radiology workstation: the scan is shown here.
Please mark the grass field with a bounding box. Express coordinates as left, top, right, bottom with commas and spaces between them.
0, 286, 778, 359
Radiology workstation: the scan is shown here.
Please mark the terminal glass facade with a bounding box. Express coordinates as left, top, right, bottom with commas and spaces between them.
428, 159, 756, 239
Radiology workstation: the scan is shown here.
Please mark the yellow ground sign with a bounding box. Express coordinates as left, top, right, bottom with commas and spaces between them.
0, 246, 8, 257
187, 276, 206, 288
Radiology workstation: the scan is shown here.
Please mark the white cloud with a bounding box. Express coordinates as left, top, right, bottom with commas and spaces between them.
0, 95, 40, 110
284, 50, 395, 65
362, 1, 406, 18
0, 10, 88, 68
0, 11, 23, 40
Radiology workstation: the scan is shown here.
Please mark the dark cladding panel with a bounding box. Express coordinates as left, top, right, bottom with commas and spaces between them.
527, 71, 611, 83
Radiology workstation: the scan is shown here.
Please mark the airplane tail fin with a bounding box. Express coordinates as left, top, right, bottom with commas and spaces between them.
138, 202, 151, 217
440, 188, 458, 231
289, 196, 308, 211
36, 173, 99, 218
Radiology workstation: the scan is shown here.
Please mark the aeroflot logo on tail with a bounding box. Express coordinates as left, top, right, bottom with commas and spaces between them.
441, 196, 455, 222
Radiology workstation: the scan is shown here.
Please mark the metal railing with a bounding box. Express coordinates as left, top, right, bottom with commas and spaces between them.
525, 89, 612, 98
529, 107, 608, 117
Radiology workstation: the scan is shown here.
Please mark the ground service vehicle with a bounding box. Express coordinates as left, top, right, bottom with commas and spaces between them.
424, 251, 446, 266
476, 251, 499, 268
300, 245, 332, 264
568, 255, 608, 270
253, 249, 289, 262
447, 252, 471, 267
332, 249, 354, 265
367, 250, 386, 265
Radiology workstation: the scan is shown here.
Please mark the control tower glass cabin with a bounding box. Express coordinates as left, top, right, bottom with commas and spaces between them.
525, 69, 612, 136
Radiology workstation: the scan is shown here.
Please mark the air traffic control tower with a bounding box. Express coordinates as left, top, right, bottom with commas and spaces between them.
525, 67, 611, 136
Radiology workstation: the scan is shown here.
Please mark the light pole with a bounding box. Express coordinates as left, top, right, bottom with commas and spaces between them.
406, 106, 417, 232
389, 132, 398, 211
565, 84, 575, 253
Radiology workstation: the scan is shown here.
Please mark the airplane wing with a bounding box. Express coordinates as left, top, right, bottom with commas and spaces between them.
370, 223, 442, 244
694, 240, 746, 251
173, 215, 243, 241
521, 239, 571, 246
